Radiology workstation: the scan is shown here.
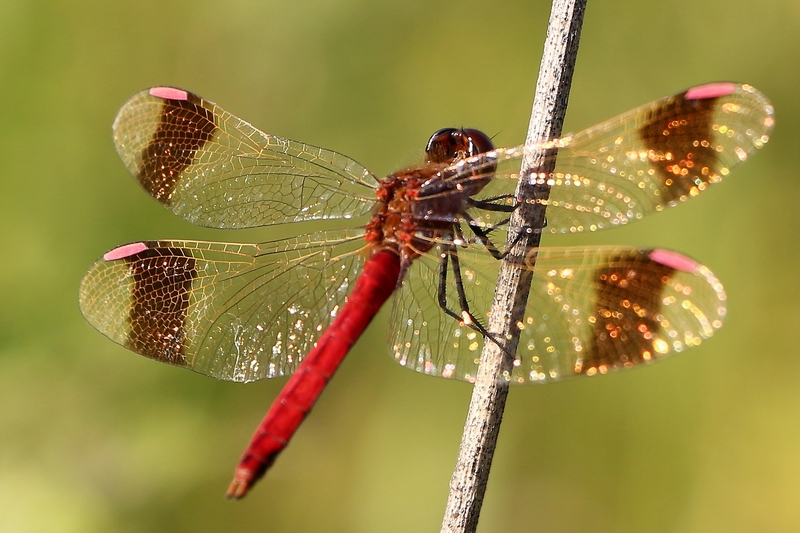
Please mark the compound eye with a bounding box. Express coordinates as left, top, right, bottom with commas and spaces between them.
425, 128, 494, 164
425, 128, 459, 163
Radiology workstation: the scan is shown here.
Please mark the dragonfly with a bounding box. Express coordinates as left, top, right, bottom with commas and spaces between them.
79, 82, 773, 499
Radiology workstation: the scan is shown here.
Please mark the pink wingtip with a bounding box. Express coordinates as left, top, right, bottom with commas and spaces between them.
685, 82, 737, 100
649, 249, 698, 273
104, 242, 148, 261
149, 87, 189, 101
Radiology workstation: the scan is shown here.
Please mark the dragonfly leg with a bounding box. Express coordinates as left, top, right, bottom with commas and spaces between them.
461, 211, 530, 261
436, 244, 479, 326
466, 195, 518, 212
436, 244, 511, 359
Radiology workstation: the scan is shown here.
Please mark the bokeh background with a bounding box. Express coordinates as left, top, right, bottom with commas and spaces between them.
1, 0, 798, 531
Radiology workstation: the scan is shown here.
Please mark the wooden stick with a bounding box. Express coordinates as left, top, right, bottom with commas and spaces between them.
440, 1, 586, 531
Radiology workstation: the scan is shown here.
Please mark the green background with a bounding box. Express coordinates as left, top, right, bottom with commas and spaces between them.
1, 0, 798, 532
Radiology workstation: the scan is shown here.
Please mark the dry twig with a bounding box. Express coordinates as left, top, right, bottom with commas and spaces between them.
440, 1, 587, 531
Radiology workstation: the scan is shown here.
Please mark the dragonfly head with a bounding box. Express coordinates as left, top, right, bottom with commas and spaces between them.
423, 128, 497, 199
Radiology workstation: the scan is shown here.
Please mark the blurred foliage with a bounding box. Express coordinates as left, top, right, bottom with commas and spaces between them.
1, 0, 798, 532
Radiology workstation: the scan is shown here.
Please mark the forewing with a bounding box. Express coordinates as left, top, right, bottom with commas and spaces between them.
79, 229, 368, 382
422, 83, 773, 233
113, 87, 379, 228
390, 245, 725, 384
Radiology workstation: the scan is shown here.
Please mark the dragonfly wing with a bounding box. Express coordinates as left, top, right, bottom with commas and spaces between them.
542, 82, 773, 232
113, 87, 379, 228
79, 229, 368, 382
389, 245, 725, 384
423, 83, 773, 233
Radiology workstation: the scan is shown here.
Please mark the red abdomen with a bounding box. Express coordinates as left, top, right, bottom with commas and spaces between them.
227, 248, 401, 498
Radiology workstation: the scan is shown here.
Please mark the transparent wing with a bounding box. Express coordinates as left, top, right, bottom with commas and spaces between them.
390, 244, 726, 384
79, 229, 369, 382
419, 83, 773, 234
112, 87, 379, 228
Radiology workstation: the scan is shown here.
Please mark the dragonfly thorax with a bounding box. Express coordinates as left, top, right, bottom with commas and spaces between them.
365, 128, 497, 260
365, 167, 447, 258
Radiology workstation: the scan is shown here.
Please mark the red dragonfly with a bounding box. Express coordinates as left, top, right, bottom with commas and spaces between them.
79, 82, 773, 498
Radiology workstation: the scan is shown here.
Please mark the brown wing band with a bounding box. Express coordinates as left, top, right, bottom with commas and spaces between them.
138, 94, 216, 205
124, 246, 198, 366
580, 251, 675, 373
640, 91, 720, 204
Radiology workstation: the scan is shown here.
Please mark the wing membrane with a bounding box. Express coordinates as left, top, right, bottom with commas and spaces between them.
421, 83, 773, 233
92, 83, 766, 384
390, 245, 726, 384
112, 87, 379, 228
79, 229, 369, 382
